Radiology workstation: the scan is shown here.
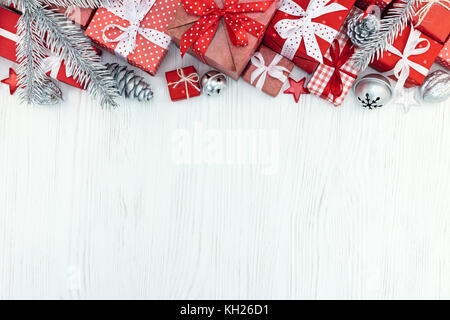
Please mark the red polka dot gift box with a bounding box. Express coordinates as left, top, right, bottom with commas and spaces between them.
85, 0, 180, 76
263, 0, 357, 74
306, 6, 362, 106
370, 25, 443, 89
165, 66, 201, 101
410, 0, 450, 44
0, 6, 99, 89
436, 39, 450, 69
167, 0, 280, 81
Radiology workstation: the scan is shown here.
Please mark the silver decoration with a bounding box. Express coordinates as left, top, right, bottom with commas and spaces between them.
106, 63, 153, 102
200, 71, 227, 96
353, 74, 393, 109
33, 79, 63, 105
418, 70, 450, 103
347, 12, 380, 47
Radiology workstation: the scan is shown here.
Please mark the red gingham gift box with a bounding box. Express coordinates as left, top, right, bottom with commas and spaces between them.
86, 0, 179, 76
306, 7, 361, 106
436, 39, 450, 69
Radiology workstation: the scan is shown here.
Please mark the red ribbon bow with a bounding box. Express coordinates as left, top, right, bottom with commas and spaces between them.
180, 0, 274, 57
321, 39, 355, 102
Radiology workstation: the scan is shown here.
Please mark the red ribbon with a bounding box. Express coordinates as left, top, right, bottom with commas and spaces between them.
179, 0, 274, 57
320, 39, 355, 102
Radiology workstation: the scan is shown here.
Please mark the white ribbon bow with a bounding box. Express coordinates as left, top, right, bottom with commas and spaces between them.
168, 69, 200, 99
250, 52, 290, 90
385, 27, 430, 92
274, 0, 347, 63
102, 0, 172, 57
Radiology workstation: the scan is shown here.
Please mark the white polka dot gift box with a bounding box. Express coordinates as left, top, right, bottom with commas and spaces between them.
167, 0, 280, 81
263, 0, 357, 74
85, 0, 180, 76
437, 39, 450, 70
370, 25, 443, 89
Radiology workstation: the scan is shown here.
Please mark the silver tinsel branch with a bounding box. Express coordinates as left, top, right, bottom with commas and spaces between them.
0, 0, 119, 107
352, 0, 420, 70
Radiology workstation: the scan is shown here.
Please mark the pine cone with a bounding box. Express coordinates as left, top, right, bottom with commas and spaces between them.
106, 63, 153, 102
347, 14, 380, 47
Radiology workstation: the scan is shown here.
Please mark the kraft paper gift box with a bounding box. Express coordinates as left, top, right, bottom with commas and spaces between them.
167, 0, 280, 80
436, 38, 450, 69
0, 6, 98, 89
411, 0, 450, 43
370, 25, 443, 88
86, 0, 180, 76
306, 6, 361, 106
242, 45, 294, 96
263, 0, 357, 74
53, 6, 96, 29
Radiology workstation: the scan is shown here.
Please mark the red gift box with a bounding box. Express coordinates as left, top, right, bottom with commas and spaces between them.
0, 6, 95, 89
263, 0, 357, 74
307, 7, 361, 106
86, 0, 179, 76
165, 66, 201, 101
355, 0, 391, 11
411, 0, 450, 43
53, 6, 96, 29
370, 25, 442, 88
436, 38, 450, 69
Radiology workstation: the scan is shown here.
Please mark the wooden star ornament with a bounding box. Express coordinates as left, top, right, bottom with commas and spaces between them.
1, 68, 20, 95
284, 77, 309, 103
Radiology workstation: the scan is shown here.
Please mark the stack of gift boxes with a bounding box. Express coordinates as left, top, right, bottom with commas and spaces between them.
0, 0, 448, 104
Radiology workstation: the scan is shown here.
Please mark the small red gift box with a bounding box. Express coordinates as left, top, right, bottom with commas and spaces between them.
436, 38, 450, 69
370, 25, 442, 88
0, 7, 95, 89
242, 45, 294, 97
411, 0, 450, 43
53, 6, 96, 29
86, 0, 179, 76
355, 0, 391, 11
165, 66, 201, 101
307, 7, 361, 106
263, 0, 357, 74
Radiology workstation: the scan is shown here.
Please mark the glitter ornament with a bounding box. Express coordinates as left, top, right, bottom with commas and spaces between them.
418, 70, 450, 104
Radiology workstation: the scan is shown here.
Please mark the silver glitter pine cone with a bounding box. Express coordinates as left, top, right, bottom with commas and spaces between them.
200, 70, 227, 96
347, 13, 380, 47
33, 79, 63, 105
106, 63, 153, 102
419, 70, 450, 103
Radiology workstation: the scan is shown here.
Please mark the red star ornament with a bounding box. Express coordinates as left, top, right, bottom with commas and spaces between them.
283, 77, 309, 103
1, 68, 20, 95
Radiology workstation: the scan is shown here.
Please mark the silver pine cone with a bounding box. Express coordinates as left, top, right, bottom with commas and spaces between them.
106, 63, 153, 102
347, 14, 380, 48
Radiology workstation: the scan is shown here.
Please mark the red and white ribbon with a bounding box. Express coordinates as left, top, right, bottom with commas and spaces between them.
250, 52, 290, 90
274, 0, 347, 63
0, 27, 19, 42
385, 27, 430, 91
102, 0, 171, 58
168, 69, 200, 99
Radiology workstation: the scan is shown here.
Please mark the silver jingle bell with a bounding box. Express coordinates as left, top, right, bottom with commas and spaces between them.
200, 70, 227, 96
353, 73, 393, 109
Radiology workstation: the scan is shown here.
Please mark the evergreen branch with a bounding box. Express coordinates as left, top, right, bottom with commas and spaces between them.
38, 0, 108, 8
32, 4, 119, 107
352, 0, 420, 70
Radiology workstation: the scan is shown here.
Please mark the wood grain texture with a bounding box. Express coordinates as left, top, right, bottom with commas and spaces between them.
0, 46, 449, 299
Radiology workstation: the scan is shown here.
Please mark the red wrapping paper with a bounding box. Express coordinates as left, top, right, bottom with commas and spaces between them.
411, 0, 450, 43
53, 6, 96, 29
86, 0, 179, 76
263, 0, 357, 74
165, 66, 201, 101
306, 7, 361, 106
370, 25, 442, 88
436, 38, 450, 69
355, 0, 391, 11
0, 7, 94, 89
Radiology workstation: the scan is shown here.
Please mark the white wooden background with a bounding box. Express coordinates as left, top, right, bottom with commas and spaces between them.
0, 45, 449, 300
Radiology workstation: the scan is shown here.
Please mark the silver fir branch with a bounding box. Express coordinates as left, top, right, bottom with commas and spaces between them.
352, 0, 420, 70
